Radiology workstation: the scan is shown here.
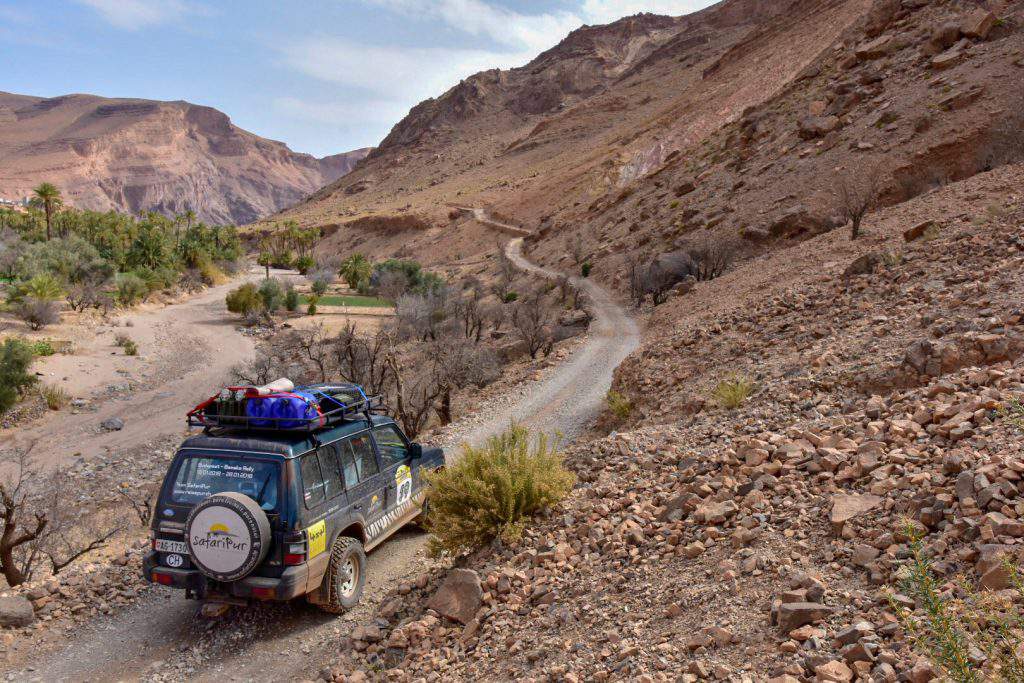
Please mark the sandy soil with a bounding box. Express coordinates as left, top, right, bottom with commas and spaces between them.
7, 211, 640, 683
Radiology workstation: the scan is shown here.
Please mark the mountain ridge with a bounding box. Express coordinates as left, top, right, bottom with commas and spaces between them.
0, 90, 370, 225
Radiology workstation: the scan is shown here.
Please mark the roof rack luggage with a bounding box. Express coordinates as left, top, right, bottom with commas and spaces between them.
187, 380, 382, 433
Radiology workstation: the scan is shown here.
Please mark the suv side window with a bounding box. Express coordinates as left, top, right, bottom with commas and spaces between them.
337, 442, 360, 488
373, 425, 409, 469
320, 446, 344, 500
300, 452, 325, 508
350, 434, 379, 479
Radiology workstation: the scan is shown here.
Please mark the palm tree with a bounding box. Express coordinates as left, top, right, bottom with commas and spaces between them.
184, 209, 196, 230
340, 254, 372, 292
31, 183, 62, 241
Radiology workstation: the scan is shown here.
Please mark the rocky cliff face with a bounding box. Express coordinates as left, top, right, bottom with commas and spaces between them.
0, 92, 370, 225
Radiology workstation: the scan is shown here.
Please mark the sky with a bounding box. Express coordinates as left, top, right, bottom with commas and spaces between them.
0, 0, 716, 157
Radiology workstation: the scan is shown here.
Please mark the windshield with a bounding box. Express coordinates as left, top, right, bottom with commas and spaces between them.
170, 455, 279, 511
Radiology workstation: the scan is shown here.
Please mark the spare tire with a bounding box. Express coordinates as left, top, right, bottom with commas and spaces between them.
185, 492, 271, 582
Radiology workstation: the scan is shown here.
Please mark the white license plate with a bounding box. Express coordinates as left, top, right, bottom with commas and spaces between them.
155, 539, 188, 555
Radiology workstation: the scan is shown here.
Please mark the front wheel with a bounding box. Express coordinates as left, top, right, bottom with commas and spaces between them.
318, 536, 366, 614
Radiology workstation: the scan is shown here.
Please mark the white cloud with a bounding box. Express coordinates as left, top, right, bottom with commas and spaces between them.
76, 0, 202, 30
274, 96, 410, 126
281, 37, 534, 103
580, 0, 713, 24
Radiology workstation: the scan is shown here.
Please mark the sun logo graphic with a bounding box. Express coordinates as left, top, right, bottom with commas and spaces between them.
206, 522, 238, 539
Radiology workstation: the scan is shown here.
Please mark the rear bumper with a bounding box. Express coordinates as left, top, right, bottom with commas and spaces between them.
143, 551, 308, 601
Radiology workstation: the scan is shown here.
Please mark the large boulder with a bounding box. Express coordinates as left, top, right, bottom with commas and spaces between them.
427, 568, 482, 625
777, 602, 836, 632
798, 115, 840, 140
855, 35, 895, 60
960, 9, 997, 40
830, 493, 882, 535
0, 596, 36, 628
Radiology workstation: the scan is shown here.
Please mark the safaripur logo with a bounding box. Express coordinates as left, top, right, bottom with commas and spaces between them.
190, 522, 249, 553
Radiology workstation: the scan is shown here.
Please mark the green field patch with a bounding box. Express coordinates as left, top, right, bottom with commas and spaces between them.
300, 294, 392, 308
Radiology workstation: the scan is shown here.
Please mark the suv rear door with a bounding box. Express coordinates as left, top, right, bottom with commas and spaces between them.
372, 424, 414, 513
336, 432, 385, 533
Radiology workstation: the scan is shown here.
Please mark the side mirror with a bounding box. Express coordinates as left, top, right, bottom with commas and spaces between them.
409, 442, 423, 459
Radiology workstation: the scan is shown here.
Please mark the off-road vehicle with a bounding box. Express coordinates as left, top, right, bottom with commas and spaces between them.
142, 382, 443, 612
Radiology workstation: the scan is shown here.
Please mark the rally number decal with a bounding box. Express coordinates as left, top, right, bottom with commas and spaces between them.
395, 465, 412, 506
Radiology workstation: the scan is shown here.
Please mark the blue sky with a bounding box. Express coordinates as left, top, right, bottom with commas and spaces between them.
0, 1, 715, 157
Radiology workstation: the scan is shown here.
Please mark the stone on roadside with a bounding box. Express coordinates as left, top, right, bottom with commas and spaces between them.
0, 596, 36, 627
427, 568, 482, 625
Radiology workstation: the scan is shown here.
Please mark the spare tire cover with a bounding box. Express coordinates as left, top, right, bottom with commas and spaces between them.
185, 492, 271, 581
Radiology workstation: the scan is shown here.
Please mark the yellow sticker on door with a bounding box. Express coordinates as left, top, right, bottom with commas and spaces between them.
307, 520, 327, 558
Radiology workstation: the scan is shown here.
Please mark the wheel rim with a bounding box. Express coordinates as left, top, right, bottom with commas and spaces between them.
339, 558, 358, 598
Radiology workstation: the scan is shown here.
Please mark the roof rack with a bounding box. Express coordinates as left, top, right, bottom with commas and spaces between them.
186, 382, 385, 435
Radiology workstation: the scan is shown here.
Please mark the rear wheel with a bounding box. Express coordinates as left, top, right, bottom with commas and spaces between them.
319, 536, 366, 614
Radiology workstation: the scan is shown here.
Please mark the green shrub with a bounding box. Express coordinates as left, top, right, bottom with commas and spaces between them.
423, 425, 575, 556
9, 273, 64, 303
258, 278, 284, 312
294, 255, 315, 275
606, 390, 633, 421
311, 277, 329, 298
225, 283, 261, 316
712, 374, 755, 409
0, 338, 36, 413
581, 262, 592, 278
306, 294, 319, 316
116, 274, 148, 306
40, 383, 70, 410
27, 340, 56, 356
284, 285, 300, 312
503, 291, 519, 304
123, 340, 138, 356
889, 522, 1024, 682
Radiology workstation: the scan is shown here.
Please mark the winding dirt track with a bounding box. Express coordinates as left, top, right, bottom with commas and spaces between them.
10, 212, 639, 682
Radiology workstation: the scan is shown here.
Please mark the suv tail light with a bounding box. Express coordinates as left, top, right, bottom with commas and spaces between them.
283, 532, 306, 566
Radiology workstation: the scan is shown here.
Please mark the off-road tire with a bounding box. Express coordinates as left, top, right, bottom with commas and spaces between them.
319, 536, 366, 614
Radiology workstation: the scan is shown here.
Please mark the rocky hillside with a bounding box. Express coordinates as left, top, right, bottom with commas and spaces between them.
0, 91, 370, 225
316, 159, 1024, 683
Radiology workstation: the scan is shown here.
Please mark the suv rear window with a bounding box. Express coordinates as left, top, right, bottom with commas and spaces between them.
170, 456, 279, 511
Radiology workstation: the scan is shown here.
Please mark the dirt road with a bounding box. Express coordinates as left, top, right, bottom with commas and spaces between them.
9, 216, 640, 682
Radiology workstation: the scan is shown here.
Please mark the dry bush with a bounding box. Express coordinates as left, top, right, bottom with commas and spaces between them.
16, 297, 60, 330
423, 425, 575, 556
837, 173, 881, 239
40, 384, 70, 410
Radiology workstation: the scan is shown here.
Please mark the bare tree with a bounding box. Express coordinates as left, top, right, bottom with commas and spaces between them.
295, 322, 333, 383
117, 488, 155, 526
428, 340, 500, 424
685, 236, 734, 282
1, 448, 119, 586
837, 173, 881, 239
492, 247, 517, 302
511, 289, 557, 358
387, 352, 443, 439
230, 353, 281, 386
333, 323, 395, 396
0, 449, 47, 586
396, 290, 449, 342
453, 287, 487, 343
375, 270, 409, 304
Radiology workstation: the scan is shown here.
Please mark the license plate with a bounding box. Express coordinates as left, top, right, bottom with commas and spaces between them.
155, 539, 188, 555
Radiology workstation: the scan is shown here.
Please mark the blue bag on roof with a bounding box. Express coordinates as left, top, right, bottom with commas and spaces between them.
245, 391, 323, 429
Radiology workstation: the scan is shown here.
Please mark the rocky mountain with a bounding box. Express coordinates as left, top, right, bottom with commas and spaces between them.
0, 91, 370, 225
